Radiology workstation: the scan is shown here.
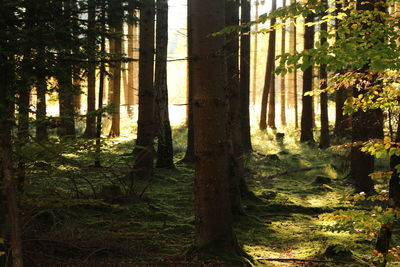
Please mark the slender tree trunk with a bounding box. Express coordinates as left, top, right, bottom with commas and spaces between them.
95, 0, 107, 168
36, 72, 48, 142
109, 1, 123, 137
267, 62, 276, 129
182, 0, 195, 163
84, 0, 97, 138
288, 0, 298, 128
240, 0, 252, 153
251, 1, 259, 106
192, 0, 245, 257
300, 12, 314, 142
280, 0, 286, 127
155, 0, 174, 169
319, 0, 330, 149
134, 0, 155, 177
126, 9, 136, 118
260, 0, 276, 131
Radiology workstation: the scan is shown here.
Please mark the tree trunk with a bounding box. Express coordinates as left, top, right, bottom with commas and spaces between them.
280, 0, 286, 127
0, 53, 23, 267
36, 72, 48, 142
126, 9, 136, 118
251, 1, 259, 106
267, 62, 276, 129
58, 0, 76, 138
95, 0, 107, 168
155, 0, 174, 169
319, 0, 330, 149
134, 0, 155, 177
300, 12, 314, 143
259, 0, 276, 131
240, 0, 252, 153
182, 0, 195, 163
288, 0, 298, 128
192, 0, 244, 256
109, 1, 123, 137
84, 0, 97, 138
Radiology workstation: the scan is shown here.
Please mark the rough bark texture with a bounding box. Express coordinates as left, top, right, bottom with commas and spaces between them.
300, 12, 314, 143
134, 0, 155, 177
126, 9, 136, 118
240, 0, 252, 153
155, 0, 174, 169
84, 0, 97, 138
0, 52, 24, 267
192, 0, 242, 254
260, 0, 276, 131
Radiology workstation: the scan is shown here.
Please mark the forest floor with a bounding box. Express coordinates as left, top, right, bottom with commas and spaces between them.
18, 127, 399, 266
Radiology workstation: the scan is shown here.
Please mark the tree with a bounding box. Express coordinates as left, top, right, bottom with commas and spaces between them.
288, 0, 298, 128
126, 7, 137, 118
240, 0, 252, 153
84, 0, 97, 138
191, 0, 246, 258
155, 0, 174, 169
260, 0, 277, 131
319, 0, 330, 149
134, 0, 155, 177
251, 0, 259, 106
300, 11, 314, 143
109, 0, 123, 137
182, 0, 195, 163
280, 0, 287, 127
57, 0, 76, 138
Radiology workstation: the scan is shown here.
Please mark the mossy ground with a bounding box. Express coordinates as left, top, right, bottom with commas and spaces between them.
17, 127, 397, 266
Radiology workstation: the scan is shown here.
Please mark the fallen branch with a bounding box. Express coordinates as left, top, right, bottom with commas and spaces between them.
257, 258, 353, 264
264, 166, 324, 179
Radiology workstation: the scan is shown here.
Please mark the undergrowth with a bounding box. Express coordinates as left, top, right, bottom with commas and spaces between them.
13, 126, 398, 266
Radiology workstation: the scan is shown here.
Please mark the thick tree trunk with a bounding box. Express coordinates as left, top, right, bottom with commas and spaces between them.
155, 0, 174, 169
134, 0, 155, 177
240, 0, 252, 153
192, 0, 244, 256
0, 54, 23, 267
259, 0, 276, 131
300, 12, 314, 143
84, 0, 97, 138
226, 0, 245, 215
58, 0, 76, 138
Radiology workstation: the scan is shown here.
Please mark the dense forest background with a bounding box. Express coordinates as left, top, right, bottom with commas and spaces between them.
0, 0, 400, 266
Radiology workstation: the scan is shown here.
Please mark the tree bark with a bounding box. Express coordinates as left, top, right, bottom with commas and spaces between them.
240, 0, 252, 153
134, 0, 155, 177
288, 0, 298, 128
126, 9, 136, 118
109, 0, 123, 137
319, 0, 330, 149
251, 1, 259, 106
192, 0, 243, 256
260, 0, 276, 131
155, 0, 174, 169
84, 0, 97, 138
300, 12, 314, 143
182, 0, 195, 163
